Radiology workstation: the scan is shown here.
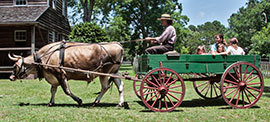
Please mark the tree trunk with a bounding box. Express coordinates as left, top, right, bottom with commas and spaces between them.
80, 0, 95, 22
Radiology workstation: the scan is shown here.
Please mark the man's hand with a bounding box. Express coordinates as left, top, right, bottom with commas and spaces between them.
145, 37, 157, 44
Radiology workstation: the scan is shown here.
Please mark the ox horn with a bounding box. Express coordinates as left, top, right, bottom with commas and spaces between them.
12, 53, 22, 58
8, 52, 19, 61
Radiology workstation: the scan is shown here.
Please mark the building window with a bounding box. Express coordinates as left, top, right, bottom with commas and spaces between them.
14, 0, 27, 6
62, 0, 66, 16
14, 30, 27, 42
52, 0, 56, 9
52, 32, 56, 42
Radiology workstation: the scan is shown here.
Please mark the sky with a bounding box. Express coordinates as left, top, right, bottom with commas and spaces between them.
180, 0, 248, 27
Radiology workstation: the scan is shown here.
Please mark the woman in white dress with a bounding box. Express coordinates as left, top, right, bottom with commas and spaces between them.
218, 38, 245, 55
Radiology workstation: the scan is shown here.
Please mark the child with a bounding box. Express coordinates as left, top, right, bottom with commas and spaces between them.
217, 43, 226, 53
196, 45, 208, 55
218, 38, 245, 55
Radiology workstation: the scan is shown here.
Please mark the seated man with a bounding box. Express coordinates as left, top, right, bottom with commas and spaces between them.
145, 14, 176, 54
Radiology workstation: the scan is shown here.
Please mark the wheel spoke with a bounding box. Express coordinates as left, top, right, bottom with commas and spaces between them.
245, 69, 255, 81
229, 89, 240, 103
196, 81, 208, 88
213, 84, 218, 97
168, 84, 182, 89
200, 83, 209, 93
166, 79, 178, 87
246, 88, 257, 99
243, 65, 249, 80
247, 82, 261, 85
236, 90, 241, 106
225, 88, 238, 97
239, 65, 243, 81
164, 97, 168, 109
242, 90, 245, 106
168, 90, 183, 94
158, 98, 162, 111
204, 84, 210, 96
247, 86, 261, 92
145, 79, 159, 88
225, 85, 238, 89
246, 75, 259, 84
228, 72, 239, 83
168, 92, 180, 101
244, 90, 251, 104
143, 86, 157, 90
164, 73, 173, 86
166, 94, 175, 106
224, 79, 238, 85
210, 84, 213, 98
143, 90, 157, 95
233, 66, 240, 80
151, 75, 161, 87
146, 92, 159, 102
151, 94, 161, 107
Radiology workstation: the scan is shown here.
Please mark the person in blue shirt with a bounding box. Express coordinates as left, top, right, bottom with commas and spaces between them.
210, 33, 227, 55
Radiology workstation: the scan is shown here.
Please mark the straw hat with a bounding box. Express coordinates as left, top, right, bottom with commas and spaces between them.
157, 14, 173, 20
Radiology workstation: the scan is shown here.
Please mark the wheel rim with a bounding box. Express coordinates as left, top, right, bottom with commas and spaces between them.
221, 62, 264, 108
133, 74, 144, 99
140, 68, 185, 112
193, 74, 222, 99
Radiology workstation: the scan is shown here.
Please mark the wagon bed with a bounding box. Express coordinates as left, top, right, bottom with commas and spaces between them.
133, 54, 264, 112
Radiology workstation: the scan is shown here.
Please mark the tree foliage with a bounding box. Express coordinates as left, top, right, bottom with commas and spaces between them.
69, 22, 110, 43
228, 0, 270, 52
249, 24, 270, 57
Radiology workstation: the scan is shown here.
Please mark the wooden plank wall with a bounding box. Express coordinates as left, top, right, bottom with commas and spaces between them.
0, 0, 48, 6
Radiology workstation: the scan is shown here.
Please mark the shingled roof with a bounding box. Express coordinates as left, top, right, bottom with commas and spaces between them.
0, 6, 48, 24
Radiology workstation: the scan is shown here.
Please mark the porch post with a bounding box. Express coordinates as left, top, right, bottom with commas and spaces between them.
31, 25, 36, 54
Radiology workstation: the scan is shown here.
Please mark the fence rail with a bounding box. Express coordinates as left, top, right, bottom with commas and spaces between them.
261, 61, 270, 78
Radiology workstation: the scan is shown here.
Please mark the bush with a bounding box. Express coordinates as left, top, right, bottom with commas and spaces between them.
69, 22, 110, 43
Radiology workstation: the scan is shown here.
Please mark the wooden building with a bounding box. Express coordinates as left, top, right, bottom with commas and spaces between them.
0, 0, 71, 78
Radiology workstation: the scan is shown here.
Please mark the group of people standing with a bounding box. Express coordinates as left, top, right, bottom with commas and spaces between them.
145, 13, 245, 56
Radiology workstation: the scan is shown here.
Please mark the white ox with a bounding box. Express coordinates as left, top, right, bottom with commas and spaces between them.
9, 41, 124, 106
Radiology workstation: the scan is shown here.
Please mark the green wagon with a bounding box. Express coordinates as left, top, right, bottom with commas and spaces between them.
133, 54, 264, 112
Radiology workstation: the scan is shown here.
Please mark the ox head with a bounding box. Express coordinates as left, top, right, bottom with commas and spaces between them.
8, 53, 36, 81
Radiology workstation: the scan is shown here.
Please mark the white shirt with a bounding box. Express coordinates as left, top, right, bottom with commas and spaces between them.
227, 46, 245, 55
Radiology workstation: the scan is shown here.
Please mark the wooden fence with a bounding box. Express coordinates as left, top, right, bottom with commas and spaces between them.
261, 61, 270, 78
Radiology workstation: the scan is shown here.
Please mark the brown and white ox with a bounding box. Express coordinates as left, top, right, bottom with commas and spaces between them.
9, 41, 124, 106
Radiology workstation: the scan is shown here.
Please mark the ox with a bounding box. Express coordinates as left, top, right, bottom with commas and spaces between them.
9, 41, 124, 106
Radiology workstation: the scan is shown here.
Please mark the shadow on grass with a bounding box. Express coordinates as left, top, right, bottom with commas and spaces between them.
135, 98, 261, 110
17, 102, 130, 109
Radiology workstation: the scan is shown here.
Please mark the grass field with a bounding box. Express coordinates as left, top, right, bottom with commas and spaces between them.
0, 65, 270, 121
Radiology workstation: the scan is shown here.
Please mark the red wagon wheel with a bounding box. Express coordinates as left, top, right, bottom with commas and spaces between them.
193, 74, 222, 99
140, 67, 185, 112
133, 74, 144, 99
220, 62, 264, 108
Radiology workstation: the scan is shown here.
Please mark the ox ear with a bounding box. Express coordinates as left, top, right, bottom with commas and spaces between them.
8, 53, 19, 61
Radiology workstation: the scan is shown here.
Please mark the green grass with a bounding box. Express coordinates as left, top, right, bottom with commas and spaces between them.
0, 65, 270, 121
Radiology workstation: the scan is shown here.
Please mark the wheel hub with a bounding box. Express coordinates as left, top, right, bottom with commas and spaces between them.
239, 81, 247, 90
158, 86, 168, 96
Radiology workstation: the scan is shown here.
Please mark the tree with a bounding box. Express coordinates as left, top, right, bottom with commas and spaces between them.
69, 22, 110, 43
228, 0, 270, 52
68, 0, 95, 23
249, 24, 270, 57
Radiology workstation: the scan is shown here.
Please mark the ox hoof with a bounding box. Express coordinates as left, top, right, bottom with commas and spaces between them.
77, 99, 83, 106
117, 102, 130, 109
47, 103, 55, 107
